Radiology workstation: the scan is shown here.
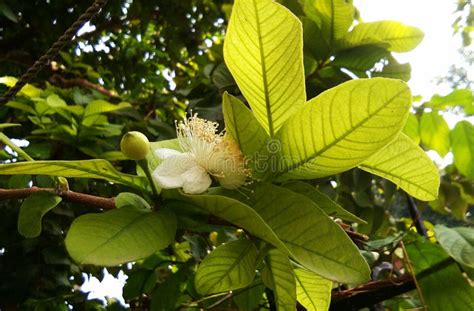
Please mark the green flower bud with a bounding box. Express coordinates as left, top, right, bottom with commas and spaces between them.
120, 131, 150, 160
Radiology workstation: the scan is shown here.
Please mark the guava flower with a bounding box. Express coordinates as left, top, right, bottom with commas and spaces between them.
152, 114, 250, 194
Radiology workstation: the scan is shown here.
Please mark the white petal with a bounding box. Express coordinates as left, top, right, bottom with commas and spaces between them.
152, 153, 195, 189
181, 165, 212, 194
154, 148, 183, 160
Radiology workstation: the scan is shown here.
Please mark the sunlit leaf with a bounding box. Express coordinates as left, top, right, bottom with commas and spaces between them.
0, 159, 149, 190
360, 133, 439, 201
338, 21, 424, 52
224, 0, 306, 136
262, 249, 296, 311
195, 239, 258, 295
277, 78, 411, 180
450, 121, 474, 179
420, 112, 451, 157
295, 268, 332, 311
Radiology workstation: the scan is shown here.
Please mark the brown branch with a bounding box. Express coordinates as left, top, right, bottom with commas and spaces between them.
49, 74, 118, 97
0, 187, 115, 210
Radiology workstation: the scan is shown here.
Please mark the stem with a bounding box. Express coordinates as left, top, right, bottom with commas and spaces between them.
138, 159, 159, 199
0, 187, 115, 210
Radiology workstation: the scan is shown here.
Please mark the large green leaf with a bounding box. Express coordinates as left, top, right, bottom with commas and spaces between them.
294, 268, 332, 311
406, 238, 474, 311
434, 225, 474, 268
332, 45, 389, 77
195, 239, 258, 295
0, 160, 149, 190
65, 208, 176, 266
283, 180, 365, 223
277, 78, 411, 180
222, 92, 272, 179
427, 89, 473, 115
233, 283, 265, 311
222, 183, 370, 284
302, 0, 354, 44
262, 249, 296, 311
451, 121, 474, 179
224, 0, 306, 136
338, 21, 424, 52
402, 113, 420, 144
359, 133, 439, 201
419, 112, 451, 157
17, 191, 62, 238
165, 190, 289, 254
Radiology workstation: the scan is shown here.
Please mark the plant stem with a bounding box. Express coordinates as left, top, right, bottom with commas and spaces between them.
137, 159, 159, 199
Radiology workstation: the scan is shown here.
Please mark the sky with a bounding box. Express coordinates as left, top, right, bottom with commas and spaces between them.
80, 0, 468, 305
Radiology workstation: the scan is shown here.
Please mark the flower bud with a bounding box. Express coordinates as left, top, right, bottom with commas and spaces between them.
120, 131, 150, 160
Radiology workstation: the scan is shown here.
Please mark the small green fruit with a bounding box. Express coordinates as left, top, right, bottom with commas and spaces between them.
120, 131, 150, 160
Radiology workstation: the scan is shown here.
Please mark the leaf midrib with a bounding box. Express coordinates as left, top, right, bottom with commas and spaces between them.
281, 87, 407, 174
252, 0, 274, 138
80, 210, 154, 263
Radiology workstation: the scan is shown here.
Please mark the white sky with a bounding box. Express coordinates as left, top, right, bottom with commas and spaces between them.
80, 1, 468, 305
354, 0, 462, 99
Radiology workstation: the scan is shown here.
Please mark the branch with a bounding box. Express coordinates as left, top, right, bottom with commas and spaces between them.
49, 74, 118, 98
0, 187, 115, 210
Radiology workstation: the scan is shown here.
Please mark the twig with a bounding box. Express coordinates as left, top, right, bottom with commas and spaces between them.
49, 75, 118, 98
0, 187, 115, 210
0, 0, 108, 104
406, 193, 427, 237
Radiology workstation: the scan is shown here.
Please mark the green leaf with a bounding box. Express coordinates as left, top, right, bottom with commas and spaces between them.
46, 94, 67, 108
0, 3, 19, 23
283, 180, 365, 223
221, 183, 370, 284
6, 101, 36, 114
332, 45, 389, 76
222, 92, 272, 179
427, 89, 473, 114
434, 225, 474, 268
277, 78, 411, 179
294, 268, 332, 311
65, 208, 176, 266
372, 56, 411, 82
338, 21, 424, 52
224, 0, 306, 136
0, 132, 34, 161
0, 76, 42, 98
419, 112, 451, 157
233, 283, 265, 311
405, 238, 474, 311
82, 100, 131, 126
0, 160, 149, 191
302, 18, 331, 62
402, 113, 420, 144
17, 191, 62, 238
451, 121, 474, 179
115, 192, 151, 209
0, 123, 20, 130
165, 189, 289, 254
302, 0, 354, 43
195, 239, 258, 295
359, 133, 439, 201
262, 249, 296, 311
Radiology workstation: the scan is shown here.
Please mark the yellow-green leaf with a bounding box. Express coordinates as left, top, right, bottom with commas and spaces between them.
338, 21, 424, 52
295, 268, 332, 311
262, 249, 296, 311
0, 159, 148, 190
195, 239, 258, 295
0, 76, 42, 98
222, 93, 272, 179
359, 133, 440, 201
224, 0, 306, 136
277, 78, 411, 180
402, 113, 420, 144
302, 0, 354, 43
420, 111, 451, 157
18, 191, 62, 238
451, 121, 474, 179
